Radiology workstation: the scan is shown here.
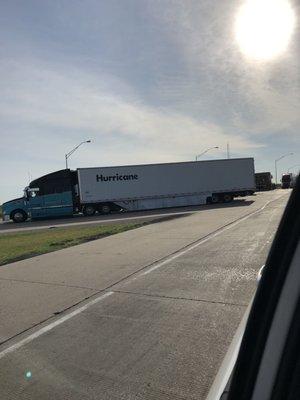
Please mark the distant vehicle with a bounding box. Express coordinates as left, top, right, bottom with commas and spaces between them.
281, 173, 296, 189
2, 158, 255, 222
255, 172, 273, 191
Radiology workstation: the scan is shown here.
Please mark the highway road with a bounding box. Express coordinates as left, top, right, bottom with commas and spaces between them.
0, 199, 257, 234
0, 190, 290, 399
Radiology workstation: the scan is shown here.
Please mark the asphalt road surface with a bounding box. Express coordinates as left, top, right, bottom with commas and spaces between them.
0, 199, 260, 234
0, 190, 290, 399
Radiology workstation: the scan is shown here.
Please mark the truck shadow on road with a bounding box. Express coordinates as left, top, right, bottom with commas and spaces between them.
0, 199, 255, 231
201, 199, 255, 211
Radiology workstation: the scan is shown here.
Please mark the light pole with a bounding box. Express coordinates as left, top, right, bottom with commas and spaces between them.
287, 164, 300, 173
195, 146, 219, 161
65, 140, 91, 169
275, 152, 293, 185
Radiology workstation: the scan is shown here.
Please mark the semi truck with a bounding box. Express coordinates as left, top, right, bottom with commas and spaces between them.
255, 172, 273, 191
281, 173, 297, 189
2, 158, 255, 222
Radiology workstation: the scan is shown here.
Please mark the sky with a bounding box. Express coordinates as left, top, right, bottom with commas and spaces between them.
0, 0, 299, 203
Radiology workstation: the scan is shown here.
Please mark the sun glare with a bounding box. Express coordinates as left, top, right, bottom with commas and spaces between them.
235, 0, 296, 61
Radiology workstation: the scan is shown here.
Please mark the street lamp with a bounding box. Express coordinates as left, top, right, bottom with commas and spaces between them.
195, 146, 219, 161
275, 152, 293, 185
288, 164, 300, 173
65, 140, 91, 169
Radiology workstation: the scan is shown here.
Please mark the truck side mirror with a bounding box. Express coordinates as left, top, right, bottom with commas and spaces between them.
28, 188, 40, 197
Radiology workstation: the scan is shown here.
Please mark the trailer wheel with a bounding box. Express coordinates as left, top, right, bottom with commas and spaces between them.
211, 194, 219, 204
223, 194, 233, 203
101, 205, 111, 214
11, 210, 27, 223
83, 205, 96, 216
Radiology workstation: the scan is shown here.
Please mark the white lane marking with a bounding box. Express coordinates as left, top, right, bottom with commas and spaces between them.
140, 196, 280, 277
0, 291, 113, 360
205, 299, 254, 400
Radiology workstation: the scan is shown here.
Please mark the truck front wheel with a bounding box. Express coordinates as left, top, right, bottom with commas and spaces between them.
11, 210, 28, 223
83, 205, 96, 216
223, 194, 233, 203
211, 194, 220, 204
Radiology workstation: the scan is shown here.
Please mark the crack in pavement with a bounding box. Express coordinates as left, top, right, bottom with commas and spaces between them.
111, 289, 248, 307
0, 277, 96, 291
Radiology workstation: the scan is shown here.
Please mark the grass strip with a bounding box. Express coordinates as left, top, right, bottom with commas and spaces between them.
0, 223, 143, 266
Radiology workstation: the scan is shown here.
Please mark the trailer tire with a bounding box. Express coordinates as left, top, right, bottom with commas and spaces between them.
11, 210, 28, 223
83, 205, 96, 216
101, 205, 111, 214
211, 194, 219, 204
223, 194, 233, 203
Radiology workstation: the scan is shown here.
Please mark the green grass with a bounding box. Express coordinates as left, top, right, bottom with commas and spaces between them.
0, 223, 143, 266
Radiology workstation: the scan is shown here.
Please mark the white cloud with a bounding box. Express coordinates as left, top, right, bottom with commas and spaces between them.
233, 62, 300, 135
0, 59, 262, 159
0, 59, 263, 202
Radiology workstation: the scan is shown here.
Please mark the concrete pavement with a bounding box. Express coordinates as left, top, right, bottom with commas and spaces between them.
0, 192, 282, 341
0, 190, 290, 399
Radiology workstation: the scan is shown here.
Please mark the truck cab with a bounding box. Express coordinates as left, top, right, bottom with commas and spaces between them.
2, 170, 76, 222
255, 172, 273, 191
281, 173, 295, 189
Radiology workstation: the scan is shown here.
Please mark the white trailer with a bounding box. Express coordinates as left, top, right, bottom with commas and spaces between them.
77, 158, 255, 214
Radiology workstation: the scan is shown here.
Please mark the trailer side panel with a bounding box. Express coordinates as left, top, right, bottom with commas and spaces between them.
78, 158, 255, 204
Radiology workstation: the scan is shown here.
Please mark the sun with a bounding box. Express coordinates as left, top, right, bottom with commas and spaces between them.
235, 0, 296, 61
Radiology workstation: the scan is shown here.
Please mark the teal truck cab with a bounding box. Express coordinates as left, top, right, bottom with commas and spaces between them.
2, 170, 76, 222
